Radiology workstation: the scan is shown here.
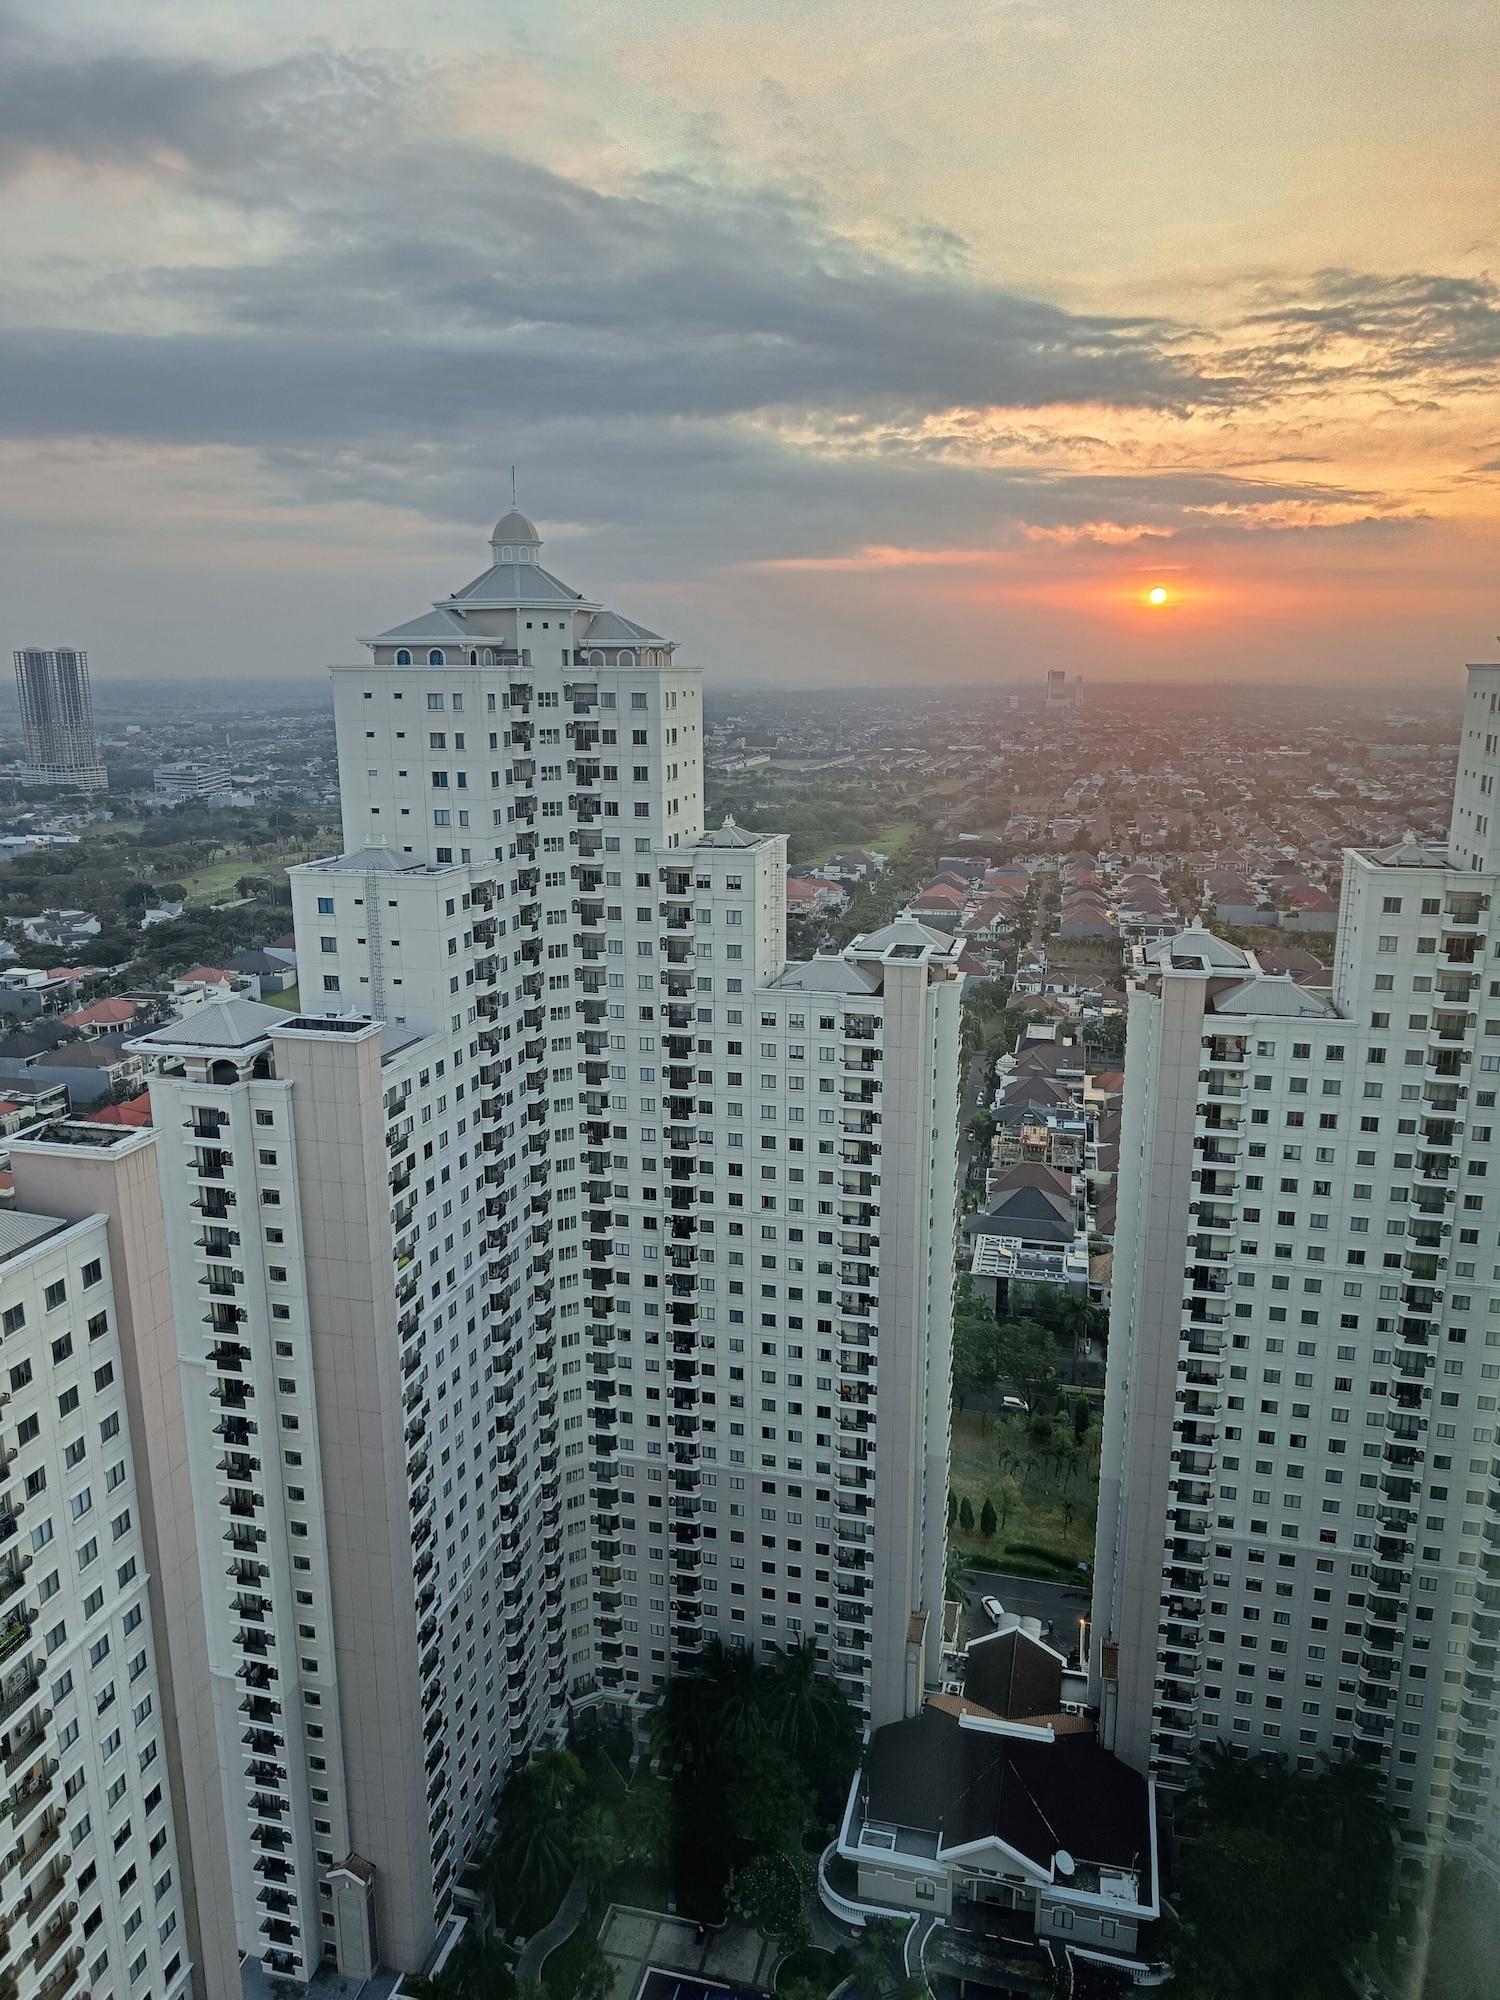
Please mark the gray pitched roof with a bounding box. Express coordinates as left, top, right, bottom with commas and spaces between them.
366, 608, 475, 644
1212, 974, 1333, 1018
1145, 927, 1252, 972
852, 918, 953, 954
1368, 831, 1450, 867
0, 1212, 68, 1262
134, 998, 284, 1050
334, 845, 420, 874
697, 817, 764, 849
580, 608, 667, 646
444, 562, 585, 607
767, 958, 882, 995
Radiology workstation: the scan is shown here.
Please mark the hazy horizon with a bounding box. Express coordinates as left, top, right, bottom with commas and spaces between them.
0, 0, 1496, 686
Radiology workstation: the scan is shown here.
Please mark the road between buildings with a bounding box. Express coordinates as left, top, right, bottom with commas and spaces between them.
958, 1567, 1091, 1662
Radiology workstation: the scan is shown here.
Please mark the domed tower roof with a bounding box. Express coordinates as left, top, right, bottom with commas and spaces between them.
490, 508, 541, 557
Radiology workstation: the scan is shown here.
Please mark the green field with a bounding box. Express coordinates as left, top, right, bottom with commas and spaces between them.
179, 850, 314, 905
798, 816, 926, 869
260, 981, 301, 1012
948, 1406, 1098, 1571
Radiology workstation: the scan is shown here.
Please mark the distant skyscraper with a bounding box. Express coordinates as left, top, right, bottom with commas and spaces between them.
1046, 668, 1070, 707
13, 645, 106, 790
1092, 661, 1500, 1875
1074, 674, 1085, 710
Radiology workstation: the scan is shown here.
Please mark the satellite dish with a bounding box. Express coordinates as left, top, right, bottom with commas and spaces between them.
1054, 1850, 1075, 1878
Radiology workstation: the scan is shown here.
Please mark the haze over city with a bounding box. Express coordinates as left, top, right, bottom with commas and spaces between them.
1, 0, 1497, 685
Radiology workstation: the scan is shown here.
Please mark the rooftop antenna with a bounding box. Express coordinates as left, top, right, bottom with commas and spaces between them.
511, 464, 517, 507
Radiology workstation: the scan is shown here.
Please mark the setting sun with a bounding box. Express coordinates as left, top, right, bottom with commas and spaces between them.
1146, 585, 1169, 606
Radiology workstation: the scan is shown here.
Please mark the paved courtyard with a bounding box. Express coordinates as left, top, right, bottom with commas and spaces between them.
599, 1907, 778, 2000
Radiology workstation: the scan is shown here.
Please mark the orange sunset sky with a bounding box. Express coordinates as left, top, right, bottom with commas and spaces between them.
0, 0, 1495, 685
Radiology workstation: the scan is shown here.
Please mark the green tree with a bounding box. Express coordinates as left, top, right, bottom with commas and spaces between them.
569, 1803, 624, 1879
1083, 1012, 1127, 1060
951, 1278, 998, 1410
560, 1936, 615, 2000
958, 1496, 975, 1532
979, 1496, 998, 1538
489, 1749, 584, 1925
403, 1933, 517, 1999
1166, 1751, 1394, 2000
944, 1544, 968, 1603
723, 1734, 815, 1853
618, 1778, 671, 1873
992, 1318, 1058, 1411
947, 1488, 957, 1526
731, 1849, 814, 1957
993, 1473, 1021, 1534
1072, 1394, 1091, 1442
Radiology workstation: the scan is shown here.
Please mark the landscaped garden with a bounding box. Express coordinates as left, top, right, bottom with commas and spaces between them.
407, 1638, 865, 2000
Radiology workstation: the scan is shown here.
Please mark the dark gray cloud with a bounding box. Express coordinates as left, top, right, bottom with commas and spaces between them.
1235, 270, 1500, 392
0, 3, 1468, 576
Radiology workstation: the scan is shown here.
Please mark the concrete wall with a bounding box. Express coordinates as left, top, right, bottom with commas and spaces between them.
10, 1131, 242, 2000
275, 1025, 435, 1970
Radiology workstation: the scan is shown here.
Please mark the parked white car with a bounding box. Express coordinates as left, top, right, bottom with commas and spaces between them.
981, 1595, 1005, 1624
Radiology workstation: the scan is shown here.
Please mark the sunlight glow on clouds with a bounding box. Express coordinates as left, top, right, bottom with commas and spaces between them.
0, 0, 1495, 683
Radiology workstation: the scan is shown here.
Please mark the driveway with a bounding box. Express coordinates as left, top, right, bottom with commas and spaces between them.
959, 1567, 1091, 1660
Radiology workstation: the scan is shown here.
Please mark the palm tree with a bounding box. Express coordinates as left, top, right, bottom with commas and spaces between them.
696, 1634, 766, 1753
762, 1640, 852, 1759
649, 1667, 713, 1778
490, 1748, 584, 1921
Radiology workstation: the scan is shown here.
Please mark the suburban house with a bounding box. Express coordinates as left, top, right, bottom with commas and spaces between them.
27, 1036, 147, 1107
965, 1165, 1090, 1308
63, 995, 139, 1036
14, 907, 102, 949
227, 947, 298, 999
171, 966, 246, 1009
821, 1627, 1162, 1988
785, 876, 847, 917
905, 882, 966, 930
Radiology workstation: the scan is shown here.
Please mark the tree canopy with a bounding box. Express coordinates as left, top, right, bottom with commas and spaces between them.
1166, 1750, 1395, 2000
649, 1636, 861, 1917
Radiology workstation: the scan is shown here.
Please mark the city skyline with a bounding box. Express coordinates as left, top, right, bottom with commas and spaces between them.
0, 0, 1495, 687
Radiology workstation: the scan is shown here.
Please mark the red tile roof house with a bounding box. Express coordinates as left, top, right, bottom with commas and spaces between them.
64, 996, 138, 1035
1280, 889, 1340, 934
785, 878, 846, 914
87, 1093, 152, 1128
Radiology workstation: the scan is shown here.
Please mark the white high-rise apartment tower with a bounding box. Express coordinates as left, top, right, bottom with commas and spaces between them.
1092, 662, 1500, 1876
127, 509, 962, 1980
0, 1124, 243, 2000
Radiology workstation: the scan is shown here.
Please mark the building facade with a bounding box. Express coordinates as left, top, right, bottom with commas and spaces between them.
1092, 662, 1500, 1879
12, 648, 106, 792
107, 508, 962, 1981
0, 1195, 211, 2000
152, 760, 232, 805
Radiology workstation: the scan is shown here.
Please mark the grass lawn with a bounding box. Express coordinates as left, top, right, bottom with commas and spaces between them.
948, 1406, 1098, 1572
798, 815, 926, 870
180, 842, 328, 905
178, 858, 275, 904
261, 981, 300, 1012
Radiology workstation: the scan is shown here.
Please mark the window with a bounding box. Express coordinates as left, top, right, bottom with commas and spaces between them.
427, 649, 445, 665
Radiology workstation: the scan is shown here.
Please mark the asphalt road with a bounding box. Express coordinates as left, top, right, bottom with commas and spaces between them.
960, 1566, 1091, 1661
